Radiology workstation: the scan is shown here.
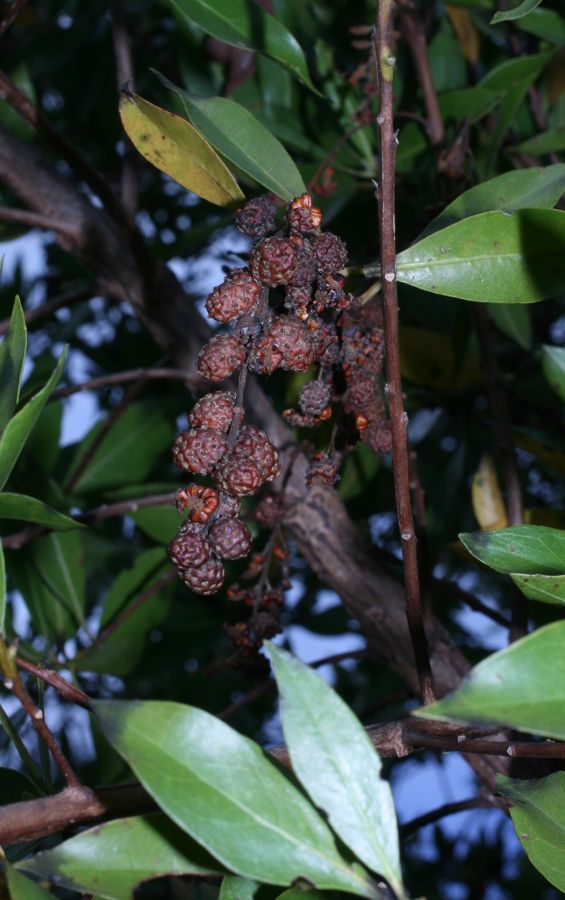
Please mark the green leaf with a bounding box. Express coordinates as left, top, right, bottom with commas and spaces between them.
541, 345, 565, 402
267, 645, 403, 899
414, 621, 565, 739
131, 504, 185, 544
67, 402, 175, 494
437, 88, 500, 125
119, 93, 244, 207
396, 209, 565, 303
17, 813, 222, 900
94, 699, 379, 897
491, 0, 543, 24
167, 0, 317, 92
2, 862, 53, 900
497, 772, 565, 891
511, 573, 565, 606
0, 493, 82, 531
0, 297, 27, 431
8, 531, 86, 643
459, 525, 565, 574
516, 8, 565, 45
277, 892, 328, 900
0, 349, 66, 491
511, 128, 565, 157
164, 83, 305, 201
219, 876, 260, 900
78, 548, 172, 676
487, 304, 531, 350
420, 165, 565, 238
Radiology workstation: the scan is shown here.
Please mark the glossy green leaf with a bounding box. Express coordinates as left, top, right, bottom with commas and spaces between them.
277, 892, 328, 900
497, 772, 565, 891
420, 165, 565, 238
396, 209, 565, 303
511, 573, 565, 606
488, 304, 531, 350
437, 88, 500, 125
460, 525, 565, 574
0, 493, 82, 531
491, 0, 543, 24
0, 296, 26, 431
415, 621, 565, 739
18, 813, 222, 899
67, 402, 175, 494
165, 84, 305, 201
516, 8, 565, 44
8, 531, 86, 643
512, 129, 565, 157
168, 0, 317, 92
0, 349, 66, 491
130, 504, 179, 543
94, 699, 379, 897
119, 93, 244, 207
2, 863, 53, 900
541, 345, 565, 402
78, 548, 172, 676
219, 876, 260, 900
267, 645, 403, 898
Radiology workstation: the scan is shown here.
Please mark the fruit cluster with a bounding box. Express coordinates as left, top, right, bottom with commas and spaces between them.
169, 192, 390, 606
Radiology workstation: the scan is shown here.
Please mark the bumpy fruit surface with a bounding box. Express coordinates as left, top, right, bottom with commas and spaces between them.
287, 241, 317, 288
172, 427, 227, 475
255, 493, 285, 528
234, 425, 280, 482
306, 454, 339, 487
312, 232, 348, 275
217, 493, 241, 518
299, 380, 332, 417
269, 316, 316, 372
217, 457, 263, 496
205, 269, 261, 324
235, 195, 277, 237
168, 524, 210, 569
250, 237, 297, 287
209, 517, 253, 559
198, 334, 246, 382
175, 484, 220, 523
286, 193, 323, 234
182, 556, 225, 596
189, 391, 235, 432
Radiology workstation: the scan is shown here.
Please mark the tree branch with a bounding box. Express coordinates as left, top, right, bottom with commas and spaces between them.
373, 6, 434, 704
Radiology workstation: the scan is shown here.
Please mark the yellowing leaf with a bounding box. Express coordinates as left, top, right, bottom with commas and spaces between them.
447, 6, 480, 65
472, 454, 508, 531
119, 93, 244, 208
399, 328, 481, 391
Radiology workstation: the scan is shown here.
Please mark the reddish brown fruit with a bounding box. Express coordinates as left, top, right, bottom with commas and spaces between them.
286, 193, 323, 233
205, 269, 261, 324
250, 237, 297, 287
182, 556, 225, 596
198, 334, 246, 382
255, 493, 285, 528
168, 524, 210, 569
175, 484, 220, 523
251, 316, 315, 374
299, 380, 332, 417
189, 391, 235, 432
172, 427, 227, 475
217, 457, 263, 496
234, 425, 280, 482
306, 454, 339, 487
235, 195, 277, 237
312, 232, 348, 274
217, 493, 241, 518
209, 517, 253, 559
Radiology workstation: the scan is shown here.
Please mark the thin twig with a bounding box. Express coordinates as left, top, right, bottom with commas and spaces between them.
373, 6, 434, 704
0, 70, 126, 226
406, 729, 565, 758
111, 0, 138, 217
472, 306, 527, 642
50, 366, 192, 401
397, 3, 444, 147
0, 205, 77, 237
0, 288, 92, 337
15, 658, 92, 710
400, 797, 497, 836
0, 0, 28, 40
2, 492, 177, 550
0, 640, 82, 789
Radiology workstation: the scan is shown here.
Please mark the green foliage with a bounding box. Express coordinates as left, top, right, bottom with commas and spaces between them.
459, 525, 565, 574
0, 297, 26, 431
491, 0, 544, 24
